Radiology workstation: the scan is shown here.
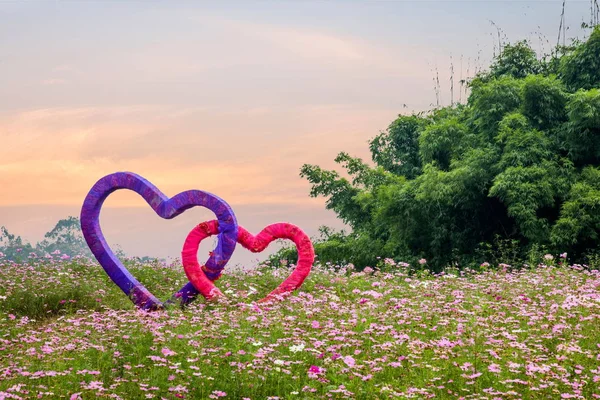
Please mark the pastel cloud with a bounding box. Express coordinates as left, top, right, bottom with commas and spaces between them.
0, 104, 396, 207
41, 78, 67, 86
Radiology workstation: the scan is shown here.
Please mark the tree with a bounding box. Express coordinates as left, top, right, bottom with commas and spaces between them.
489, 40, 541, 79
560, 26, 600, 91
0, 226, 35, 261
282, 32, 600, 271
0, 217, 93, 261
37, 216, 91, 257
561, 88, 600, 165
369, 115, 427, 179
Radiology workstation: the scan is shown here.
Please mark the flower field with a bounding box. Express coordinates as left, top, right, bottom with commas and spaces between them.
1, 257, 600, 399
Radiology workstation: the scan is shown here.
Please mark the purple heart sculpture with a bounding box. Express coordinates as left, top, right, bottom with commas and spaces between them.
80, 172, 238, 310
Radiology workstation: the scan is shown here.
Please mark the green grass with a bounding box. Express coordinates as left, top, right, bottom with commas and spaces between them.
1, 259, 599, 399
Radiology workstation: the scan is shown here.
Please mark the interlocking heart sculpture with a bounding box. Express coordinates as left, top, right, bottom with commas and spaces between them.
182, 220, 314, 303
80, 172, 314, 310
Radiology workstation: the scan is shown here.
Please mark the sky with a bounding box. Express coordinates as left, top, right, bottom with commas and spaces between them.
0, 1, 594, 265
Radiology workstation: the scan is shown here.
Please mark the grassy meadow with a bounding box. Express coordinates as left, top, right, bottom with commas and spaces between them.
0, 257, 599, 399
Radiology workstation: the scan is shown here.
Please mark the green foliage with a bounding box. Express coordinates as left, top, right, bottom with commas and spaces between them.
1, 217, 94, 260
489, 40, 541, 79
469, 76, 523, 137
561, 88, 600, 165
369, 115, 427, 179
299, 164, 366, 230
551, 166, 600, 250
560, 26, 600, 91
39, 216, 92, 257
489, 161, 568, 243
0, 226, 35, 261
522, 75, 568, 129
475, 235, 524, 268
269, 226, 387, 270
418, 118, 470, 170
495, 113, 551, 167
291, 33, 600, 271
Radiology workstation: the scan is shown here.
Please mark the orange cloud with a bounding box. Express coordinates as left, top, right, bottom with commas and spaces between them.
0, 104, 396, 207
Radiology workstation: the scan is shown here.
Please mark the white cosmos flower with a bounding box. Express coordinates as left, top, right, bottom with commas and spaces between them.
289, 344, 305, 353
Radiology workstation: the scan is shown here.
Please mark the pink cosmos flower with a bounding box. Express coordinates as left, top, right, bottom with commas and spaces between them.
488, 364, 501, 373
41, 345, 54, 354
161, 347, 177, 357
86, 381, 104, 390
342, 356, 356, 368
459, 362, 473, 371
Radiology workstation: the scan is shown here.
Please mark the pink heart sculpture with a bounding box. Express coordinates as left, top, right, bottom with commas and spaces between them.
182, 220, 314, 302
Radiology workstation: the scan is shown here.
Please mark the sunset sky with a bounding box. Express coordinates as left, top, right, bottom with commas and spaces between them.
0, 1, 592, 265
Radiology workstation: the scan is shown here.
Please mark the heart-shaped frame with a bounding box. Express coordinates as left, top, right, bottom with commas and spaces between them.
80, 172, 238, 310
182, 220, 314, 303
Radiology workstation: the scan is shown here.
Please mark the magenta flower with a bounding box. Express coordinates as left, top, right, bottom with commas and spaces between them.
308, 365, 324, 379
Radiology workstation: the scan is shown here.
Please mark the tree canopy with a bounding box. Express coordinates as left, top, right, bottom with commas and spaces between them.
0, 217, 91, 261
285, 27, 600, 271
